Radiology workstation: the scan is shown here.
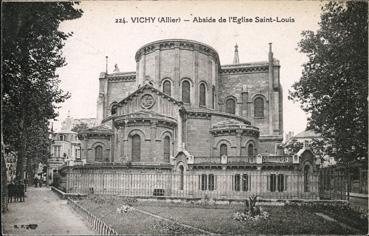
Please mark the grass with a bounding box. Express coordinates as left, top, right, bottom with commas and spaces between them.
76, 195, 364, 235
76, 195, 200, 234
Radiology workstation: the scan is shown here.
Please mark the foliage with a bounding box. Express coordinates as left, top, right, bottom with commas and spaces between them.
2, 2, 83, 180
284, 138, 330, 157
289, 1, 368, 163
71, 123, 88, 133
233, 195, 269, 222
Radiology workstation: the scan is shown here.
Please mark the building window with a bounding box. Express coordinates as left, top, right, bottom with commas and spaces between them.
111, 104, 118, 115
95, 146, 103, 162
179, 165, 184, 190
199, 174, 215, 191
182, 80, 191, 104
220, 144, 227, 157
277, 174, 284, 192
163, 136, 170, 163
208, 174, 215, 191
59, 135, 65, 141
163, 80, 171, 96
54, 146, 61, 158
242, 174, 249, 191
199, 83, 206, 106
269, 174, 286, 192
200, 174, 207, 190
248, 143, 254, 157
226, 98, 236, 114
233, 174, 241, 191
254, 97, 264, 118
131, 134, 141, 162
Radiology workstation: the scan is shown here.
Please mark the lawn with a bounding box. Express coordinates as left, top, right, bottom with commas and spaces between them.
76, 195, 364, 235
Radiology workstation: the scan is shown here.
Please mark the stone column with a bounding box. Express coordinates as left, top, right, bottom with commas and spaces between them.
177, 112, 182, 151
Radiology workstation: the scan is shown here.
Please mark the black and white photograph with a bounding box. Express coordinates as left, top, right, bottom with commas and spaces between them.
1, 0, 368, 235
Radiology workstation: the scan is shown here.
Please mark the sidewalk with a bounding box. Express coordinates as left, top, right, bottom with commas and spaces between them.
2, 187, 95, 235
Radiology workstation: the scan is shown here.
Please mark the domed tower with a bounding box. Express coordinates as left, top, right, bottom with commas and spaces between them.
135, 39, 220, 110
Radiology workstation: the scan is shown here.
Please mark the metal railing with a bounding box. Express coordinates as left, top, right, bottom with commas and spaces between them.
66, 171, 320, 200
194, 155, 292, 164
67, 198, 118, 235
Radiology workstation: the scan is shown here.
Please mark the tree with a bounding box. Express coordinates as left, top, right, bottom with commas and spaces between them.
289, 1, 368, 163
2, 3, 83, 181
71, 123, 89, 133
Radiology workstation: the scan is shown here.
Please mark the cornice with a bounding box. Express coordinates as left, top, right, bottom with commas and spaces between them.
134, 39, 220, 66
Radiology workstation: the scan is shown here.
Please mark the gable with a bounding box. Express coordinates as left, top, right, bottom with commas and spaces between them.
117, 85, 182, 119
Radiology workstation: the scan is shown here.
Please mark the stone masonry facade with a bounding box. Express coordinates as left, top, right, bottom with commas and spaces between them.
72, 39, 319, 199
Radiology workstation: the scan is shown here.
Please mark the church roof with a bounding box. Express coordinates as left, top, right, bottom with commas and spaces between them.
118, 83, 183, 106
114, 110, 177, 124
79, 124, 113, 135
212, 119, 247, 129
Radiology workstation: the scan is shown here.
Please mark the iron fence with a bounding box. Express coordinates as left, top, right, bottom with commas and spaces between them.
67, 198, 118, 235
65, 170, 320, 200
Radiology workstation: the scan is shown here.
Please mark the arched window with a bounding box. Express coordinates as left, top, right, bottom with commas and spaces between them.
131, 134, 141, 162
111, 104, 118, 115
95, 145, 103, 162
199, 83, 206, 106
163, 136, 170, 163
225, 98, 235, 114
182, 80, 191, 104
248, 143, 254, 157
254, 97, 264, 118
179, 165, 184, 190
163, 80, 171, 96
220, 144, 228, 157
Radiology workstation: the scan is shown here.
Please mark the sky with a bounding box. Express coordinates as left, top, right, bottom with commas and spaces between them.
55, 0, 322, 138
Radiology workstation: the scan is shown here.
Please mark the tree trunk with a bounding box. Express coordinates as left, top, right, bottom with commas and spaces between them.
15, 109, 26, 183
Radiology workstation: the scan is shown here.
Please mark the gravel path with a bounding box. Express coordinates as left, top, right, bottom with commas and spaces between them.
2, 187, 95, 235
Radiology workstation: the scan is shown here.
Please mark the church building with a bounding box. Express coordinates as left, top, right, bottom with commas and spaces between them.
70, 39, 319, 199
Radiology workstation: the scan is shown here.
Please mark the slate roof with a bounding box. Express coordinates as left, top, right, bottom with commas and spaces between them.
294, 130, 321, 139
79, 124, 113, 135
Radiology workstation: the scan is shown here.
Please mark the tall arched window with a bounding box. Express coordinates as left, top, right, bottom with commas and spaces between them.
248, 143, 254, 157
182, 80, 191, 104
225, 98, 236, 114
220, 144, 228, 157
95, 145, 103, 162
163, 80, 171, 96
254, 97, 264, 118
131, 134, 141, 162
199, 83, 206, 106
111, 104, 118, 115
163, 136, 170, 163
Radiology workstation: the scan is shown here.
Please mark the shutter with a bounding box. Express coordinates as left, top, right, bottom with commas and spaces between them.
267, 175, 270, 191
